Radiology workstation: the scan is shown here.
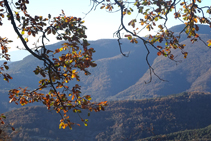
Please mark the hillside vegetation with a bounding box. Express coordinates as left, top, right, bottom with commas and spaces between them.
3, 92, 211, 141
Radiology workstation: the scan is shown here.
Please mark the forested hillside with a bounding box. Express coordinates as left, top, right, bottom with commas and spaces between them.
4, 92, 211, 141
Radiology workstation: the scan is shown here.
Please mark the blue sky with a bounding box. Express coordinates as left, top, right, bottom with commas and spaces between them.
0, 0, 209, 61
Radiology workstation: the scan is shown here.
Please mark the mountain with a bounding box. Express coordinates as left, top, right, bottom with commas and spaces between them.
109, 26, 211, 100
170, 24, 211, 35
141, 124, 211, 141
4, 92, 211, 141
0, 37, 157, 102
0, 24, 211, 112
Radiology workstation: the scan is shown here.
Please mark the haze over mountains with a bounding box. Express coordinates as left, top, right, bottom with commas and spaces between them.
1, 24, 211, 140
1, 24, 211, 102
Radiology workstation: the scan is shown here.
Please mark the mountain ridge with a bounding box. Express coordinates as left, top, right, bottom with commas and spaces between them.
0, 24, 211, 112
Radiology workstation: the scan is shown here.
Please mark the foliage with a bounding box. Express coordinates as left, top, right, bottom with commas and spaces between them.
0, 0, 107, 134
92, 0, 211, 82
0, 0, 211, 138
140, 124, 211, 141
2, 92, 211, 140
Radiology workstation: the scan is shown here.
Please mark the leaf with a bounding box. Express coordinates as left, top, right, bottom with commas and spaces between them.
183, 52, 188, 58
21, 31, 25, 35
195, 25, 199, 31
207, 39, 211, 46
157, 46, 163, 49
1, 115, 6, 119
72, 95, 75, 100
100, 5, 105, 9
193, 18, 198, 23
24, 38, 29, 42
157, 51, 162, 56
4, 65, 9, 70
59, 122, 64, 129
84, 122, 88, 126
85, 95, 92, 101
47, 29, 51, 35
11, 127, 15, 131
127, 11, 131, 15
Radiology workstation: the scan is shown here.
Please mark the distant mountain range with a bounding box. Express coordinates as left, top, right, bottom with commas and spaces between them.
1, 24, 211, 141
1, 24, 210, 100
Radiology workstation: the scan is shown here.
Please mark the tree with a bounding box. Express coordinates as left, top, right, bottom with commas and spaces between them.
0, 0, 107, 134
0, 0, 211, 137
91, 0, 211, 83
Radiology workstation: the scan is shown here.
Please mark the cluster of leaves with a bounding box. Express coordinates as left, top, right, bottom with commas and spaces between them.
94, 0, 211, 82
0, 0, 107, 133
0, 37, 13, 82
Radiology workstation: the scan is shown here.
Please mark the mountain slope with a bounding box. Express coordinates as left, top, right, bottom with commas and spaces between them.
140, 124, 211, 141
0, 38, 158, 102
0, 24, 211, 108
4, 92, 211, 141
111, 30, 211, 100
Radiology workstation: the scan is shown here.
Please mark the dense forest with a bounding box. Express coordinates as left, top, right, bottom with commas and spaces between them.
2, 92, 211, 140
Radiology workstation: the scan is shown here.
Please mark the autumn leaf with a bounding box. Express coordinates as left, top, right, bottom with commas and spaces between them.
100, 5, 105, 9
183, 52, 188, 58
157, 46, 163, 49
207, 39, 211, 46
21, 31, 25, 35
157, 51, 162, 56
127, 11, 131, 15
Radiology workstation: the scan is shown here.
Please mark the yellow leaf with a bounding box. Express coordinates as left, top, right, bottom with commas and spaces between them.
24, 38, 29, 42
59, 122, 64, 129
72, 69, 76, 73
71, 74, 76, 78
21, 31, 25, 35
207, 39, 211, 46
59, 48, 63, 51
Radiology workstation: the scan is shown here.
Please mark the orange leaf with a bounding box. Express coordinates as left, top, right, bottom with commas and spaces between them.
72, 95, 75, 100
157, 51, 162, 56
157, 46, 163, 49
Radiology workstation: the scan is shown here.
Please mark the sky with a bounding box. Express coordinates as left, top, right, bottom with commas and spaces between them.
0, 0, 209, 61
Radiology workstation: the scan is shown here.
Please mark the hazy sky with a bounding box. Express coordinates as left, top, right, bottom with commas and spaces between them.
0, 0, 209, 60
1, 1, 176, 51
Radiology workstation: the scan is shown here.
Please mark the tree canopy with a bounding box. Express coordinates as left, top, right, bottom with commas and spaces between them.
0, 0, 211, 137
0, 0, 108, 133
92, 0, 211, 82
